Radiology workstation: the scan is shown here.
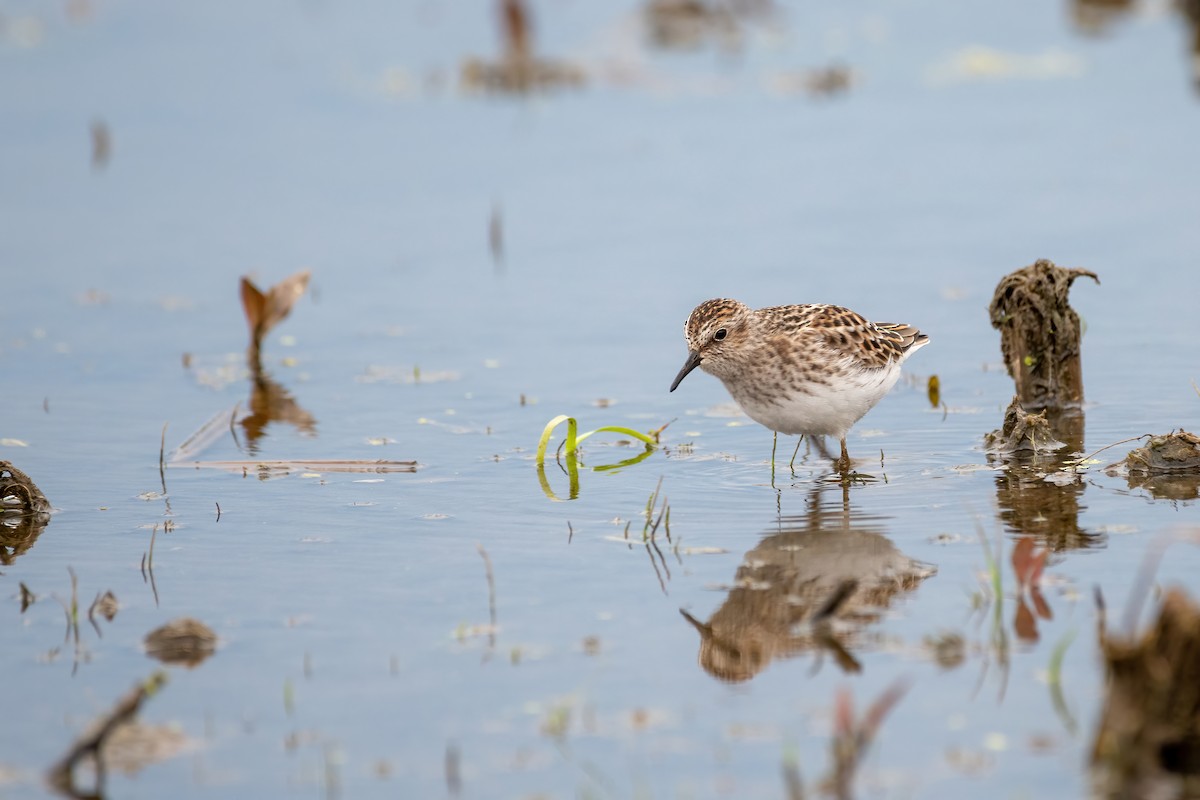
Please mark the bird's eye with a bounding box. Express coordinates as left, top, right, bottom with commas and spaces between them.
714, 328, 727, 341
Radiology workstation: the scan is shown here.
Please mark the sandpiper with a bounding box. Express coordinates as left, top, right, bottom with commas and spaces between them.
670, 298, 929, 473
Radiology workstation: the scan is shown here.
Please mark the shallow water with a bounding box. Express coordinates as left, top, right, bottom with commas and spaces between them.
3, 1, 1200, 797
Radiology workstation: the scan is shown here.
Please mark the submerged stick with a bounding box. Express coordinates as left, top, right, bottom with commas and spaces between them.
158, 422, 168, 495
476, 544, 497, 658
173, 459, 417, 474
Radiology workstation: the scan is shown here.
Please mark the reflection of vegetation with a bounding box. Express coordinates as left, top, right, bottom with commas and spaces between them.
0, 512, 49, 565
48, 671, 169, 799
241, 367, 317, 455
825, 681, 909, 799
972, 524, 1010, 701
1011, 537, 1052, 643
991, 458, 1103, 551
631, 478, 672, 594
780, 681, 910, 800
535, 415, 666, 501
54, 567, 85, 676
1047, 630, 1078, 735
41, 568, 119, 676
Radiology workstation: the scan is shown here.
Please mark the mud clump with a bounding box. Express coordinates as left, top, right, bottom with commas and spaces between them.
1, 460, 50, 515
984, 397, 1064, 455
1115, 430, 1200, 502
988, 258, 1098, 411
1, 460, 51, 564
1125, 430, 1200, 474
1092, 588, 1200, 797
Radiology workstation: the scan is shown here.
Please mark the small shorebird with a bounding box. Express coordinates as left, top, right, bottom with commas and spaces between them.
669, 298, 929, 473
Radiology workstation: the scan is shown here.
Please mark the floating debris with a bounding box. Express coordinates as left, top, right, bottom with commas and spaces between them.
1110, 430, 1200, 501
144, 618, 217, 668
993, 463, 1099, 551
1011, 537, 1052, 643
461, 0, 585, 94
1124, 430, 1200, 475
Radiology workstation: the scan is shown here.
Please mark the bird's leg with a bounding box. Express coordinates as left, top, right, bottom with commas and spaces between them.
835, 437, 852, 474
771, 431, 778, 486
788, 435, 805, 472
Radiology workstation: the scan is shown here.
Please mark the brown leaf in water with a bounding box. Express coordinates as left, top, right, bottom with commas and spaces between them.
240, 270, 311, 359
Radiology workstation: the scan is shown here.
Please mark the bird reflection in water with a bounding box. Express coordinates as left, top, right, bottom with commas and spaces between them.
681, 485, 935, 682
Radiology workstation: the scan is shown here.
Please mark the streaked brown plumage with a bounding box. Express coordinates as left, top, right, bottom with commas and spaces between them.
670, 298, 929, 471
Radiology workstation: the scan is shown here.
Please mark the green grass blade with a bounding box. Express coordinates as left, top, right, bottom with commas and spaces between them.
574, 426, 657, 448
536, 415, 577, 466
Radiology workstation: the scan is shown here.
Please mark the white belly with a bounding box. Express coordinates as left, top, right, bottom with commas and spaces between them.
724, 361, 902, 439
